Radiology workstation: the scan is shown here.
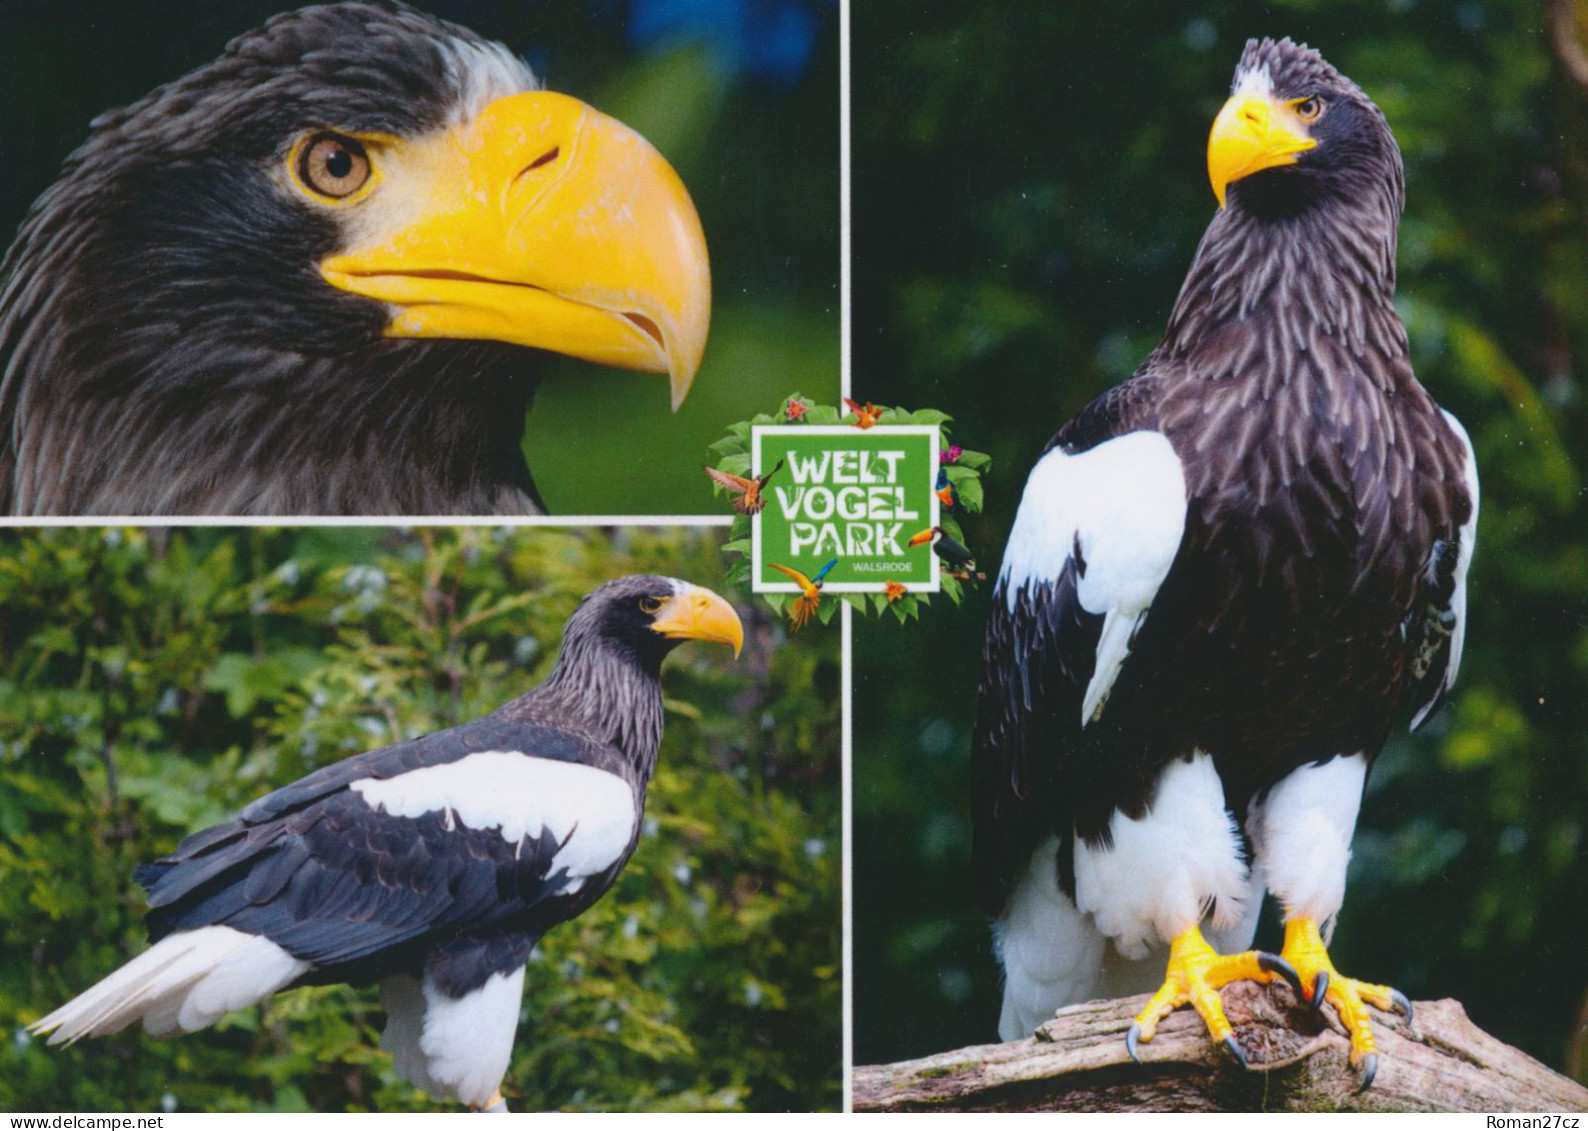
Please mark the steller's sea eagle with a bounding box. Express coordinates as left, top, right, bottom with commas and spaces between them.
0, 2, 709, 516
974, 37, 1477, 1090
29, 575, 743, 1111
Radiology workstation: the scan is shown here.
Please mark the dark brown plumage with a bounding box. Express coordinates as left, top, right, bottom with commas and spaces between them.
975, 38, 1477, 1084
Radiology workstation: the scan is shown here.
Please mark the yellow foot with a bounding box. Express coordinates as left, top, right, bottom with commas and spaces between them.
1126, 925, 1303, 1068
1279, 916, 1413, 1092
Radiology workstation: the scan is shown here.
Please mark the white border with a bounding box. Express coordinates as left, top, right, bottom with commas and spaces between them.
5, 0, 859, 1112
0, 514, 732, 528
750, 424, 939, 594
838, 0, 854, 1110
839, 574, 854, 1113
839, 0, 852, 410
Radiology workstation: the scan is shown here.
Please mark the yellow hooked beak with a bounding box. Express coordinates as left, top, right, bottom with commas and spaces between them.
320, 91, 710, 409
1207, 93, 1318, 208
650, 585, 744, 658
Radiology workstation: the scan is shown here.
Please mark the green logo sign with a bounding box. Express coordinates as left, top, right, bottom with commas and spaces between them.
751, 425, 940, 592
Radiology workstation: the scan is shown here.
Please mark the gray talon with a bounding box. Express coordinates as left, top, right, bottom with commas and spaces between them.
1126, 1022, 1142, 1065
1310, 969, 1330, 1012
1356, 1052, 1379, 1093
1391, 989, 1413, 1026
1258, 951, 1305, 999
1223, 1034, 1248, 1070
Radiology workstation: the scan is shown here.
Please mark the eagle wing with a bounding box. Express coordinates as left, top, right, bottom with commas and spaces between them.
972, 418, 1189, 916
1408, 409, 1480, 730
134, 716, 638, 970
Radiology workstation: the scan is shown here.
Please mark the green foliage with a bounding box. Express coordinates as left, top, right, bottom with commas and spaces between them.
853, 0, 1588, 1082
0, 527, 840, 1112
480, 4, 843, 516
708, 396, 993, 625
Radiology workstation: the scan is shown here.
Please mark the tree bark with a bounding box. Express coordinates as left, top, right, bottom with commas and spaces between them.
853, 984, 1588, 1112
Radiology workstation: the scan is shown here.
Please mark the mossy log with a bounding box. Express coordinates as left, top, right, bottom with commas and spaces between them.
853, 984, 1588, 1112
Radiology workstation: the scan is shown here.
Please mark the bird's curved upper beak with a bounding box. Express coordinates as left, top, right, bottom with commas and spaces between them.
1207, 93, 1317, 209
321, 91, 710, 409
907, 528, 936, 548
650, 585, 744, 658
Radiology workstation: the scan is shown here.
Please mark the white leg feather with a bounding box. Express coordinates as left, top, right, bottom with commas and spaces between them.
994, 835, 1106, 1040
381, 975, 442, 1100
383, 968, 525, 1107
1206, 861, 1266, 955
1074, 752, 1251, 958
996, 820, 1263, 1041
1089, 867, 1265, 1002
1249, 754, 1366, 933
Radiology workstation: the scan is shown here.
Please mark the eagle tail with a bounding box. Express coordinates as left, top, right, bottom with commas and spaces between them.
28, 926, 308, 1044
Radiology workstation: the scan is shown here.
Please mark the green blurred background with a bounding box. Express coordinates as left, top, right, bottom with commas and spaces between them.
0, 0, 839, 515
851, 0, 1588, 1086
0, 526, 840, 1111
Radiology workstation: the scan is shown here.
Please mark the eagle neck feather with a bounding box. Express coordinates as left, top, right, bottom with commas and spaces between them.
504, 638, 665, 784
0, 324, 542, 514
1159, 184, 1408, 400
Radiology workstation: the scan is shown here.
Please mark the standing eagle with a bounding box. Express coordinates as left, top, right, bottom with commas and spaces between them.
0, 2, 709, 515
29, 576, 743, 1111
975, 38, 1477, 1089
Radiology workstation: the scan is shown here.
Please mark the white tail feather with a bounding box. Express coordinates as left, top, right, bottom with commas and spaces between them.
29, 926, 309, 1044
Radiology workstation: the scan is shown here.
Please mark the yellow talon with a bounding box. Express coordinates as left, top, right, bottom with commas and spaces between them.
1126, 925, 1294, 1067
1279, 916, 1411, 1089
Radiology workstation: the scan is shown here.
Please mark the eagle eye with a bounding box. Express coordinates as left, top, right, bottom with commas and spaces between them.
638, 595, 664, 614
296, 133, 372, 201
1294, 96, 1324, 122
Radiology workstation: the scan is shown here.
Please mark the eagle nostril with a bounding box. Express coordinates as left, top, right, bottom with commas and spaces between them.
526, 146, 559, 172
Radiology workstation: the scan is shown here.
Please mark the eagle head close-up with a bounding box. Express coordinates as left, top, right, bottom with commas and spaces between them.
974, 36, 1479, 1094
567, 573, 746, 682
0, 1, 710, 516
1207, 36, 1402, 216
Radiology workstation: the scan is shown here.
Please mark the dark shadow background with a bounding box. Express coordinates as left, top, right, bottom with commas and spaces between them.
851, 0, 1588, 1087
0, 0, 839, 515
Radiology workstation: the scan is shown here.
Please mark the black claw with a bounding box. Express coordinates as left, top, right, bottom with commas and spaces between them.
1355, 1053, 1379, 1093
1258, 951, 1305, 999
1223, 1034, 1248, 1070
1309, 969, 1331, 1013
1125, 1022, 1142, 1065
1391, 989, 1414, 1027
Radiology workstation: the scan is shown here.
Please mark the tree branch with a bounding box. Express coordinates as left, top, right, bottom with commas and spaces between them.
854, 984, 1588, 1112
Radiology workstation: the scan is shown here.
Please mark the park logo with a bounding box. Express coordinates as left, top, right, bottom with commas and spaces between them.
751, 425, 940, 593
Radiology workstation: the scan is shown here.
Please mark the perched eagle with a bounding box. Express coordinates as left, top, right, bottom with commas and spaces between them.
974, 38, 1477, 1089
0, 2, 709, 515
29, 576, 743, 1111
